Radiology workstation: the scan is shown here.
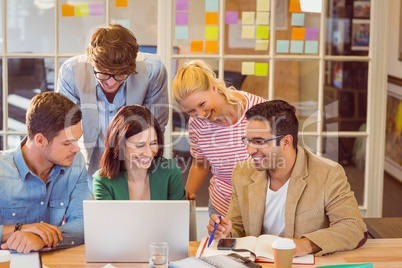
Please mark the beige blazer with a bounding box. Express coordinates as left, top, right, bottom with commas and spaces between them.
227, 146, 367, 256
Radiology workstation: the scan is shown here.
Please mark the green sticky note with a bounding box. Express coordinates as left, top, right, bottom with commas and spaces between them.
291, 13, 305, 26
276, 40, 289, 53
242, 26, 255, 39
76, 4, 89, 16
290, 40, 303, 53
205, 26, 218, 39
256, 26, 269, 39
305, 40, 318, 54
241, 62, 255, 75
255, 63, 268, 76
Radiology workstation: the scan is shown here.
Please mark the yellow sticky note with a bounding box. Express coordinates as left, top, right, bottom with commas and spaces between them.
291, 28, 306, 40
255, 40, 269, 51
256, 26, 269, 39
242, 12, 255, 24
397, 102, 402, 131
206, 12, 219, 25
242, 26, 255, 39
255, 63, 268, 76
190, 40, 203, 52
256, 12, 269, 25
289, 0, 302, 12
205, 26, 219, 39
205, 41, 218, 53
257, 0, 270, 12
76, 4, 89, 16
115, 0, 128, 8
61, 4, 75, 17
241, 62, 255, 75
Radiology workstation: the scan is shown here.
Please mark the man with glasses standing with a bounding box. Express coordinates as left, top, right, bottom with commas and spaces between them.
56, 24, 168, 192
207, 100, 367, 257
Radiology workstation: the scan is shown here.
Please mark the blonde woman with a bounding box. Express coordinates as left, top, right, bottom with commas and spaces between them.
173, 60, 266, 216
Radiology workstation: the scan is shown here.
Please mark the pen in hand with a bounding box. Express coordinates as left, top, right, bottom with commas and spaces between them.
208, 215, 221, 247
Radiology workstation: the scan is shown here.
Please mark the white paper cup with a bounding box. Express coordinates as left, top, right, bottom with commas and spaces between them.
272, 238, 296, 268
0, 251, 11, 268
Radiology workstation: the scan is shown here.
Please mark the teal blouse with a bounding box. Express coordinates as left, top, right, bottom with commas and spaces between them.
93, 158, 186, 200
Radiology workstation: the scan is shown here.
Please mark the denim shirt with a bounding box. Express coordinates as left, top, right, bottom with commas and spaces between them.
0, 141, 92, 249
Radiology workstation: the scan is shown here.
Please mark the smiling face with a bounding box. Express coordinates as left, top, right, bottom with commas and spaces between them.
178, 85, 222, 123
94, 68, 127, 94
43, 122, 83, 167
124, 127, 159, 170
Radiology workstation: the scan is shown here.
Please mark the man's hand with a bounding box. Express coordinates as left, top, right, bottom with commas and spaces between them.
185, 192, 196, 200
1, 232, 46, 253
21, 223, 63, 247
289, 237, 321, 257
207, 214, 232, 239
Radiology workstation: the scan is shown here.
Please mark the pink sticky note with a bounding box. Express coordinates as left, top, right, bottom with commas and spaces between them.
176, 0, 189, 11
305, 27, 319, 40
176, 12, 188, 25
226, 11, 239, 24
89, 3, 103, 16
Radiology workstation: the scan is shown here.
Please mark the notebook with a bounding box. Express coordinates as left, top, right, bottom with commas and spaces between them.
83, 200, 189, 262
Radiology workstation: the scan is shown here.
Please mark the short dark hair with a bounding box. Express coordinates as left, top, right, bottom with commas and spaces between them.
99, 105, 164, 178
245, 100, 299, 149
26, 92, 82, 143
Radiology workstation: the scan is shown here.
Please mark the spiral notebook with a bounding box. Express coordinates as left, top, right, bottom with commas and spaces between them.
169, 254, 261, 268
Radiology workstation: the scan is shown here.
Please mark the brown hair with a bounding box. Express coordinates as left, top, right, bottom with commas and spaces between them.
245, 100, 299, 149
26, 92, 82, 143
99, 105, 164, 178
86, 24, 139, 75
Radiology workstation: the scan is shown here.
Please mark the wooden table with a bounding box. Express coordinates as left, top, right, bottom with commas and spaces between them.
364, 217, 402, 238
42, 239, 402, 267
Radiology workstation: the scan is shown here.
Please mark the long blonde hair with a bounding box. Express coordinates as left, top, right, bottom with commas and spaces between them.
172, 60, 240, 105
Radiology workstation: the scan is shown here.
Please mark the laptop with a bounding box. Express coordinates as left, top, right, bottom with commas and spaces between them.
83, 200, 189, 262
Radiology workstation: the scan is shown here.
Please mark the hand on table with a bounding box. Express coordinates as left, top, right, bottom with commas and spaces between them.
20, 223, 63, 248
289, 237, 320, 257
1, 232, 46, 253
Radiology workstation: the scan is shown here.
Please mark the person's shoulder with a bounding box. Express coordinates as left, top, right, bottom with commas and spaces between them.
302, 146, 339, 168
239, 91, 266, 106
0, 148, 19, 173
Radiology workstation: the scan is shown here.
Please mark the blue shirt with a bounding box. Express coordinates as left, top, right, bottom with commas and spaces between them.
0, 140, 92, 249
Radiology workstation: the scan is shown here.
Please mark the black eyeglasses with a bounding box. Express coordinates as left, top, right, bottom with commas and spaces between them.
241, 135, 285, 148
93, 71, 129, 82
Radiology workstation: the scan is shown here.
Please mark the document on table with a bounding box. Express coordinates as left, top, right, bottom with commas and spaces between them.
10, 251, 42, 268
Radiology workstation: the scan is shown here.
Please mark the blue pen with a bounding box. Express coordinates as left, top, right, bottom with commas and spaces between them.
208, 215, 221, 247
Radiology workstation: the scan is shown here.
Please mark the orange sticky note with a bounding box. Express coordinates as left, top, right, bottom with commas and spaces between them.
289, 0, 302, 12
115, 0, 128, 7
191, 40, 203, 52
291, 28, 306, 40
206, 12, 219, 25
61, 4, 75, 17
205, 41, 218, 53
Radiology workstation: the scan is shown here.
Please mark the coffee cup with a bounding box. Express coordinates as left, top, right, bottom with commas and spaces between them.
272, 238, 296, 268
0, 250, 11, 268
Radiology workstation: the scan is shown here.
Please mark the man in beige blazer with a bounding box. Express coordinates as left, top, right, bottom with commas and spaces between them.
208, 100, 367, 257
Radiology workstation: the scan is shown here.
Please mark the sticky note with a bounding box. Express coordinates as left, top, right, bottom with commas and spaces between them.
176, 12, 188, 25
175, 26, 188, 39
61, 4, 74, 17
276, 40, 289, 53
205, 26, 219, 39
257, 0, 270, 12
76, 4, 89, 16
115, 0, 128, 8
206, 12, 219, 25
242, 12, 255, 24
205, 0, 219, 12
305, 40, 318, 53
255, 40, 269, 50
205, 41, 219, 53
117, 19, 130, 30
292, 28, 306, 40
241, 62, 255, 75
289, 0, 302, 12
89, 3, 103, 16
305, 27, 319, 40
191, 40, 203, 52
290, 40, 304, 53
255, 63, 268, 76
256, 12, 269, 25
256, 26, 269, 39
242, 26, 255, 39
176, 0, 189, 11
226, 11, 238, 24
291, 13, 305, 26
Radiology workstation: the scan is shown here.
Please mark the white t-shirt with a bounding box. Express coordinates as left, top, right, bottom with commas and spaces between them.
262, 177, 290, 237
